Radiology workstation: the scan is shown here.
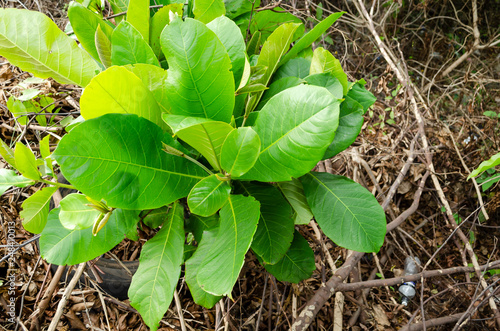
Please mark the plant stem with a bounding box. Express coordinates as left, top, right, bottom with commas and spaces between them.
40, 179, 75, 190
183, 154, 213, 175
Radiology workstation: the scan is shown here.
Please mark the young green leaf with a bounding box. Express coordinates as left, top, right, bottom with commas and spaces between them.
194, 0, 226, 23
239, 183, 294, 265
207, 16, 246, 88
310, 47, 348, 95
188, 174, 231, 217
239, 85, 340, 182
20, 186, 58, 234
0, 8, 100, 86
277, 179, 313, 225
127, 0, 149, 41
185, 225, 222, 308
111, 21, 160, 67
95, 25, 112, 68
0, 169, 35, 196
53, 114, 205, 210
40, 208, 139, 265
39, 135, 51, 160
163, 114, 234, 171
469, 152, 500, 179
223, 0, 259, 19
304, 73, 343, 99
280, 12, 344, 65
161, 18, 235, 123
59, 194, 101, 230
129, 202, 184, 331
347, 82, 376, 113
0, 139, 16, 168
123, 64, 169, 112
264, 230, 315, 283
68, 2, 114, 62
250, 8, 304, 42
197, 195, 260, 296
220, 127, 260, 177
80, 66, 167, 130
149, 4, 184, 59
15, 142, 40, 180
300, 172, 386, 253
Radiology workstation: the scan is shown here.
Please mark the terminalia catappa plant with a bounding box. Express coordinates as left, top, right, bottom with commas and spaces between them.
0, 0, 386, 329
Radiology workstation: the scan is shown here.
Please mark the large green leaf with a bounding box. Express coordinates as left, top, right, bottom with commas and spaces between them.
469, 152, 500, 179
224, 0, 259, 19
40, 208, 139, 265
0, 169, 34, 196
264, 230, 315, 283
20, 186, 57, 234
0, 8, 99, 86
129, 202, 184, 331
161, 18, 234, 122
207, 16, 246, 88
197, 195, 260, 296
0, 139, 16, 168
68, 2, 114, 62
240, 85, 340, 182
277, 179, 313, 225
304, 73, 343, 99
111, 21, 159, 67
53, 114, 205, 210
272, 58, 311, 82
127, 0, 149, 41
256, 76, 304, 111
280, 12, 344, 65
59, 193, 101, 230
123, 64, 169, 112
185, 225, 222, 308
149, 4, 184, 59
95, 25, 112, 68
194, 0, 225, 23
240, 183, 294, 265
300, 172, 386, 253
163, 114, 234, 171
15, 142, 40, 180
310, 47, 348, 95
80, 66, 167, 130
250, 8, 304, 42
322, 95, 364, 159
188, 174, 231, 217
220, 127, 260, 177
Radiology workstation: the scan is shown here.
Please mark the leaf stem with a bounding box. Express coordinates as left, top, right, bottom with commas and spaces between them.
40, 179, 76, 190
183, 154, 213, 176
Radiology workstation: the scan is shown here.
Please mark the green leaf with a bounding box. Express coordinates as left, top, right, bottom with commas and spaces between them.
322, 95, 364, 159
163, 114, 234, 171
348, 82, 376, 113
240, 85, 340, 182
310, 47, 348, 95
111, 21, 159, 66
0, 8, 100, 86
223, 0, 259, 19
20, 186, 57, 234
123, 63, 169, 112
15, 142, 40, 180
236, 83, 268, 95
0, 169, 35, 196
207, 16, 246, 88
186, 213, 219, 243
220, 127, 260, 177
304, 73, 343, 99
194, 0, 225, 23
40, 208, 139, 265
272, 58, 311, 82
197, 194, 260, 296
127, 0, 149, 41
469, 153, 500, 179
0, 139, 16, 168
141, 206, 169, 229
149, 4, 184, 59
59, 193, 101, 230
239, 183, 294, 265
80, 66, 167, 130
188, 174, 231, 217
95, 25, 112, 68
129, 202, 184, 331
68, 2, 114, 62
53, 114, 205, 210
256, 76, 304, 111
161, 18, 235, 123
277, 179, 313, 225
300, 172, 386, 253
250, 8, 304, 42
264, 230, 315, 283
185, 225, 222, 308
280, 12, 344, 65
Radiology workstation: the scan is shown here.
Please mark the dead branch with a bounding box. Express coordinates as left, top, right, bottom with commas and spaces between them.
399, 313, 465, 331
